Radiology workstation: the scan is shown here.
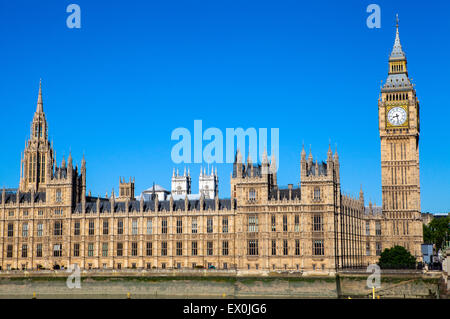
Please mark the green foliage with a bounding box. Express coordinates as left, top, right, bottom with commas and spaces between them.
423, 216, 450, 250
378, 245, 416, 269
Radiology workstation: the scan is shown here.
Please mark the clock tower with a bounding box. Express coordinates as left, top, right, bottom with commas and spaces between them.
378, 16, 422, 259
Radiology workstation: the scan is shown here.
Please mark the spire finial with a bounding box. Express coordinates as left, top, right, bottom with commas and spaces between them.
390, 13, 405, 60
36, 79, 43, 113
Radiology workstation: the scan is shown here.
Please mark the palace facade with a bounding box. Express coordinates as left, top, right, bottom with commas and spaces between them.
0, 21, 422, 272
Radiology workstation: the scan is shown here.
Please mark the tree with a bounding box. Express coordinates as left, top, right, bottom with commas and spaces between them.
423, 216, 450, 251
378, 246, 416, 269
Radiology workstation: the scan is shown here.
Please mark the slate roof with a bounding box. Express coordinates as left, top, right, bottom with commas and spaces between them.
0, 191, 46, 204
74, 198, 234, 214
269, 187, 301, 200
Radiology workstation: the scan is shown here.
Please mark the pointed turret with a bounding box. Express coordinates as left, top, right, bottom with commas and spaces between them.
262, 149, 269, 165
327, 143, 333, 161
300, 143, 307, 179
308, 145, 313, 164
270, 154, 277, 185
262, 149, 269, 176
68, 152, 72, 164
236, 149, 243, 164
333, 145, 339, 162
359, 185, 364, 204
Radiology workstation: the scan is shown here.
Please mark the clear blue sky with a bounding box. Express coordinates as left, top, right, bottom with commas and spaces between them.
0, 0, 449, 213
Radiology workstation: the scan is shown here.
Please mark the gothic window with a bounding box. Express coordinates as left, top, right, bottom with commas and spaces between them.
146, 242, 152, 256
32, 154, 36, 182
222, 241, 229, 256
271, 240, 276, 256
313, 240, 324, 256
103, 220, 109, 235
176, 241, 182, 256
41, 154, 45, 183
22, 244, 28, 258
87, 243, 94, 257
53, 244, 62, 257
365, 221, 370, 236
37, 243, 43, 257
376, 242, 382, 256
56, 189, 62, 203
294, 215, 300, 232
283, 215, 288, 232
191, 217, 198, 234
146, 219, 152, 235
283, 239, 288, 256
88, 220, 95, 235
131, 242, 138, 256
37, 223, 43, 237
161, 218, 167, 234
132, 219, 138, 235
249, 189, 256, 201
191, 241, 198, 256
271, 215, 276, 232
313, 214, 323, 232
7, 245, 13, 258
117, 243, 123, 256
102, 243, 108, 257
22, 223, 28, 237
248, 215, 258, 232
207, 241, 213, 256
207, 217, 213, 233
247, 240, 258, 256
366, 242, 371, 256
295, 239, 300, 256
375, 221, 381, 236
176, 218, 183, 234
313, 187, 321, 200
222, 216, 228, 233
117, 220, 123, 234
54, 221, 62, 236
7, 223, 14, 237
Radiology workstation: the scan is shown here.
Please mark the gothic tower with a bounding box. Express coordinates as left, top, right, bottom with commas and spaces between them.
199, 166, 218, 199
378, 16, 422, 258
19, 80, 55, 192
171, 167, 191, 195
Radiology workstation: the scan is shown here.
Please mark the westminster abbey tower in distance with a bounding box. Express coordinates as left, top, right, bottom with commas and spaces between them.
0, 21, 422, 272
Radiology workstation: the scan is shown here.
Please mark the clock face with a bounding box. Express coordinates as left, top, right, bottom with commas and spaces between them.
387, 107, 407, 126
